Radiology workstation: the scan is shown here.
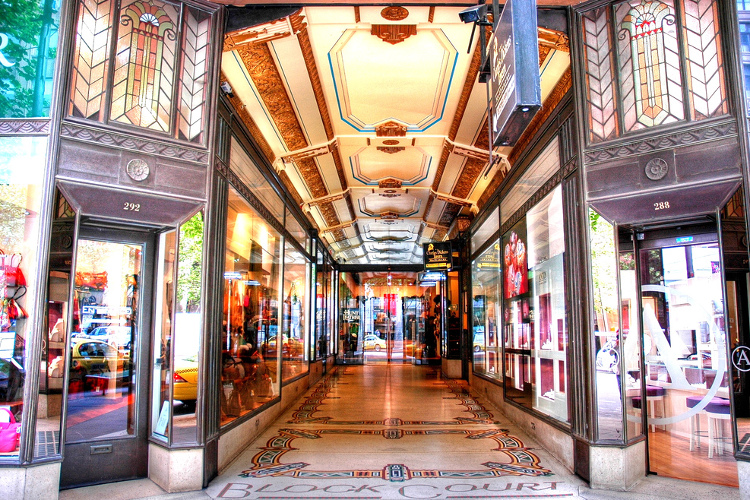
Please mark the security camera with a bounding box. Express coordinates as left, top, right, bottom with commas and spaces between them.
220, 81, 234, 97
458, 4, 487, 24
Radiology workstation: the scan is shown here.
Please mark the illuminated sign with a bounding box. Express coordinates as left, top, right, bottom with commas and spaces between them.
423, 241, 453, 271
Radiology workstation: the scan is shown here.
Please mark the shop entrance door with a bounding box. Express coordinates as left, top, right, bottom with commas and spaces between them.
636, 227, 738, 486
60, 226, 154, 488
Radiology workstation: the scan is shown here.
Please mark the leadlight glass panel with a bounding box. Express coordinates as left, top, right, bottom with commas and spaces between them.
617, 0, 684, 131
69, 0, 114, 121
681, 0, 727, 120
580, 0, 728, 144
110, 0, 178, 132
69, 0, 212, 144
581, 7, 619, 142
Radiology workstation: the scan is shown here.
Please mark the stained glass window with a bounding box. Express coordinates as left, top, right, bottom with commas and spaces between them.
580, 0, 728, 144
110, 0, 178, 132
69, 0, 213, 144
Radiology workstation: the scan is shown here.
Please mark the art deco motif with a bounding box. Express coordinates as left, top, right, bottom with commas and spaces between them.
178, 9, 211, 143
111, 0, 178, 132
383, 140, 400, 146
377, 146, 405, 154
0, 119, 50, 135
61, 122, 209, 164
644, 157, 669, 180
379, 179, 402, 189
376, 121, 408, 137
126, 158, 150, 181
223, 18, 293, 51
381, 6, 409, 21
371, 24, 417, 45
581, 7, 618, 143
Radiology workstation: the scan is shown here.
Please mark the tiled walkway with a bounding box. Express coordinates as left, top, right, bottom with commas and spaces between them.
61, 364, 740, 500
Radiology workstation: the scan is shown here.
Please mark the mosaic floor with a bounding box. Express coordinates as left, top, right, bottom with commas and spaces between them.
207, 364, 583, 499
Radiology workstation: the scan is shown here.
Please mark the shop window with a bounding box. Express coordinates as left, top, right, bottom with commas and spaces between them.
580, 0, 728, 144
503, 186, 568, 423
589, 208, 625, 441
68, 0, 212, 143
220, 185, 281, 426
472, 240, 501, 379
150, 211, 203, 444
282, 242, 309, 381
0, 0, 61, 118
0, 137, 48, 460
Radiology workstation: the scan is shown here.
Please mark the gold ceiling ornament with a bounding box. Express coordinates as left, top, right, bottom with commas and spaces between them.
382, 139, 400, 146
371, 24, 417, 45
379, 179, 402, 189
381, 6, 409, 21
223, 17, 295, 52
375, 121, 408, 137
377, 146, 405, 154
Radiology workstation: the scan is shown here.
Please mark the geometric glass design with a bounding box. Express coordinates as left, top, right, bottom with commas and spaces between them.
177, 8, 211, 143
580, 0, 727, 144
110, 0, 178, 132
582, 7, 619, 143
69, 0, 114, 121
68, 0, 212, 144
618, 0, 684, 130
681, 0, 727, 120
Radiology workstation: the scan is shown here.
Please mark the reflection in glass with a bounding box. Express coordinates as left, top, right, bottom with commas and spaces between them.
281, 241, 309, 381
640, 239, 737, 484
589, 209, 623, 441
65, 240, 141, 443
0, 0, 60, 118
221, 186, 281, 426
0, 138, 50, 460
472, 240, 501, 378
36, 190, 75, 459
619, 246, 642, 441
151, 230, 176, 442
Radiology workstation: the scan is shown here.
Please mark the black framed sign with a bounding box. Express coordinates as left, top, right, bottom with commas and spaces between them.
423, 241, 453, 271
489, 0, 541, 147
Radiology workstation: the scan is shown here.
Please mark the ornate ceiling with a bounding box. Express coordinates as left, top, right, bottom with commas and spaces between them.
221, 4, 570, 265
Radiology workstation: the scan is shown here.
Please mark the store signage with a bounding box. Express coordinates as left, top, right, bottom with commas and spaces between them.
224, 271, 242, 280
0, 34, 14, 67
423, 241, 453, 271
733, 346, 750, 373
82, 306, 132, 316
489, 0, 541, 147
342, 308, 360, 322
418, 271, 446, 282
476, 242, 501, 269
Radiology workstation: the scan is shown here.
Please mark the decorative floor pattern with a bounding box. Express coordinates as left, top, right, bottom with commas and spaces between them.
240, 364, 552, 484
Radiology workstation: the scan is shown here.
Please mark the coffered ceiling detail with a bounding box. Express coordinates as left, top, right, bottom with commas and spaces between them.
222, 4, 570, 265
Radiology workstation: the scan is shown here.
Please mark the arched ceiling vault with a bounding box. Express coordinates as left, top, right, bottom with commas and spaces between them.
221, 3, 571, 265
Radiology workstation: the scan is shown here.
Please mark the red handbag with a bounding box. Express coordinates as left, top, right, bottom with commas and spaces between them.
1, 254, 25, 288
0, 407, 21, 453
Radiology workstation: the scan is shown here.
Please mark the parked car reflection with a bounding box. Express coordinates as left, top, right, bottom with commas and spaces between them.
173, 356, 199, 408
363, 334, 386, 351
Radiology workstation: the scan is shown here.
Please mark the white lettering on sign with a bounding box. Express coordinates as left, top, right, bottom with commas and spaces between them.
733, 346, 750, 373
0, 34, 14, 67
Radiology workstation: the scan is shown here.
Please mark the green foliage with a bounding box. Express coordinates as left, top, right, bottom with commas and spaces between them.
0, 0, 59, 117
177, 211, 204, 313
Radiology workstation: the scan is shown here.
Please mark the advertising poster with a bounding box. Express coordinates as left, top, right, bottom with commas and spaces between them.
503, 220, 528, 299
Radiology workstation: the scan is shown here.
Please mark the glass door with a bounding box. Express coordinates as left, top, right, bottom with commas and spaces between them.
60, 227, 153, 488
637, 229, 738, 486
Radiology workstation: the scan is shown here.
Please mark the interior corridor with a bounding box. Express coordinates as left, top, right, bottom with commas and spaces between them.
59, 364, 740, 500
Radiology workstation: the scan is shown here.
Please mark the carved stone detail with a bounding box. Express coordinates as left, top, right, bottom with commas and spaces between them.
377, 146, 405, 154
538, 27, 570, 53
381, 6, 409, 21
126, 158, 150, 181
383, 139, 400, 146
371, 25, 417, 45
0, 119, 50, 135
645, 157, 669, 181
60, 122, 209, 164
584, 121, 738, 165
376, 121, 408, 137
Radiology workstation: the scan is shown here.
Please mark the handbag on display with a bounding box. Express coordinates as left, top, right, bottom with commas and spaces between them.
0, 406, 21, 453
1, 254, 25, 288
